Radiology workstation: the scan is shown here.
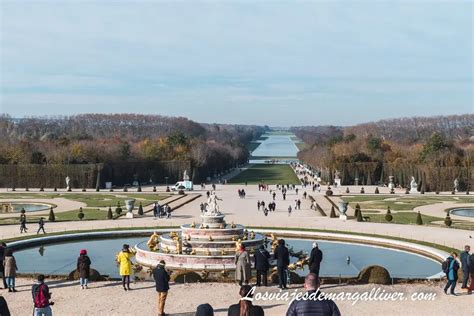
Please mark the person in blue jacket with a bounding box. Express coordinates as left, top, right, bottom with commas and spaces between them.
443, 252, 460, 295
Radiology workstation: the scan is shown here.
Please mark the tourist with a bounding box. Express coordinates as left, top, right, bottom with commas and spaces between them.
77, 249, 91, 289
0, 294, 10, 316
206, 191, 211, 198
195, 303, 214, 316
37, 217, 46, 234
260, 201, 265, 210
153, 260, 170, 316
254, 245, 270, 287
0, 242, 7, 289
272, 192, 276, 200
235, 245, 251, 286
288, 205, 292, 216
116, 244, 134, 291
264, 208, 268, 216
3, 249, 17, 292
228, 285, 264, 316
274, 239, 290, 289
257, 200, 261, 211
303, 192, 307, 199
443, 252, 460, 295
212, 184, 216, 191
283, 192, 286, 200
297, 200, 301, 210
308, 242, 323, 281
166, 205, 172, 219
460, 245, 470, 289
19, 214, 28, 233
153, 202, 159, 218
468, 253, 474, 294
295, 188, 299, 195
286, 273, 341, 316
32, 274, 53, 316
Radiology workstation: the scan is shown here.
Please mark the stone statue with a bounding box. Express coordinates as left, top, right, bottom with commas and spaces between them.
454, 178, 459, 192
147, 232, 160, 251
410, 176, 418, 193
388, 176, 395, 193
183, 170, 190, 181
205, 191, 222, 216
65, 176, 71, 191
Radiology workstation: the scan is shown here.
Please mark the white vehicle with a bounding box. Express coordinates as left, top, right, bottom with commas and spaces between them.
172, 180, 194, 191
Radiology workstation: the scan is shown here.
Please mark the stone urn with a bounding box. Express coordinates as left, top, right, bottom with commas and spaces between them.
125, 199, 136, 218
338, 201, 348, 220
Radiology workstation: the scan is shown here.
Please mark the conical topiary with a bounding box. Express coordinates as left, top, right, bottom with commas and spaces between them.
123, 186, 128, 192
405, 188, 409, 194
385, 206, 392, 222
345, 187, 350, 194
107, 206, 113, 219
416, 211, 423, 225
360, 187, 365, 194
354, 203, 361, 218
374, 187, 379, 194
137, 184, 142, 192
444, 214, 452, 227
138, 202, 144, 216
153, 186, 157, 192
78, 207, 85, 220
115, 202, 122, 215
48, 207, 55, 222
357, 207, 363, 222
330, 206, 337, 218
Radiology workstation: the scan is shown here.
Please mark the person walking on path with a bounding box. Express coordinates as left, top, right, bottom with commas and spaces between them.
460, 245, 470, 289
286, 273, 341, 316
77, 249, 91, 289
116, 244, 134, 291
0, 242, 8, 289
468, 253, 474, 294
235, 245, 251, 286
228, 285, 264, 316
32, 274, 53, 316
19, 214, 28, 233
274, 239, 290, 289
37, 218, 46, 234
288, 205, 292, 216
153, 260, 170, 316
443, 252, 460, 295
309, 242, 323, 281
3, 249, 18, 292
254, 245, 270, 287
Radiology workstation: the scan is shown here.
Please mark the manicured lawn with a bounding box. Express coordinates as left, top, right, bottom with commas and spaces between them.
0, 208, 112, 225
342, 196, 474, 211
362, 211, 441, 225
228, 164, 300, 184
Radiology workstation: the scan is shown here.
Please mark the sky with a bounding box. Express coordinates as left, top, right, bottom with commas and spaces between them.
0, 0, 472, 126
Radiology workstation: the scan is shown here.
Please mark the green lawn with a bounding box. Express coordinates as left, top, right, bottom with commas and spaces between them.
0, 208, 111, 225
342, 196, 474, 211
228, 164, 300, 184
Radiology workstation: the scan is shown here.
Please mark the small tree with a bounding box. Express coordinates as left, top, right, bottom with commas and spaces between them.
153, 186, 157, 192
138, 202, 144, 216
329, 206, 337, 218
39, 186, 44, 192
416, 211, 423, 225
78, 207, 85, 220
137, 184, 142, 192
444, 214, 452, 227
123, 186, 128, 192
354, 203, 361, 218
374, 187, 379, 194
385, 206, 393, 222
345, 187, 350, 194
107, 206, 113, 219
48, 207, 56, 222
115, 202, 122, 215
356, 207, 363, 222
53, 187, 57, 192
360, 187, 365, 194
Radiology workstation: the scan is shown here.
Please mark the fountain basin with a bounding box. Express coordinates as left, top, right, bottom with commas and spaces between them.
450, 207, 474, 217
0, 202, 52, 213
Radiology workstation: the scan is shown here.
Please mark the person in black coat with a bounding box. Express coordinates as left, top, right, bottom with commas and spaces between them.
153, 260, 170, 316
254, 245, 270, 287
274, 239, 290, 289
77, 249, 92, 289
308, 242, 323, 280
0, 242, 7, 289
0, 294, 10, 316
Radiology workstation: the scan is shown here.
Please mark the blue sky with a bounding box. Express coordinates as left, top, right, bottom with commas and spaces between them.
0, 0, 472, 126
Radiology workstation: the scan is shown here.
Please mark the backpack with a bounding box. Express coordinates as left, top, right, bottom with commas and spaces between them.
34, 284, 48, 308
441, 257, 452, 274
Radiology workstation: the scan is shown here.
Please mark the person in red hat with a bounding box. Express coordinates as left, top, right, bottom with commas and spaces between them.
77, 249, 91, 289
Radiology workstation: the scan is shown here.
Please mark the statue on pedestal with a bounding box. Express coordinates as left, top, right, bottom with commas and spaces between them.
183, 170, 190, 181
410, 176, 418, 193
204, 192, 222, 216
65, 176, 71, 191
454, 178, 459, 192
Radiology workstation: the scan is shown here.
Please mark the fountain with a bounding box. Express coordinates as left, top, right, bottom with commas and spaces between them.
135, 194, 266, 271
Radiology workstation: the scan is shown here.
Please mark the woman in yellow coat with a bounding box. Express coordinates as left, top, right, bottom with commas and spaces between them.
116, 244, 135, 291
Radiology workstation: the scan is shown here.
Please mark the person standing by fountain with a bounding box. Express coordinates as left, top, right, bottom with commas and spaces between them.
460, 245, 470, 290
19, 213, 28, 234
0, 242, 7, 289
37, 218, 46, 235
76, 249, 91, 290
308, 242, 323, 281
3, 249, 18, 292
274, 239, 290, 290
254, 245, 270, 287
116, 244, 134, 291
443, 252, 460, 295
153, 260, 170, 316
235, 245, 251, 286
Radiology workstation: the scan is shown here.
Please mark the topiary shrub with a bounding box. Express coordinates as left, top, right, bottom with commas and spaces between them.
360, 187, 365, 194
171, 270, 203, 283
123, 186, 128, 192
25, 185, 29, 191
374, 187, 379, 194
115, 202, 122, 215
354, 203, 361, 218
330, 206, 337, 218
82, 186, 86, 192
48, 207, 55, 222
325, 189, 333, 196
416, 211, 423, 225
405, 188, 410, 194
356, 207, 363, 222
39, 186, 44, 192
138, 202, 144, 216
53, 187, 57, 192
345, 187, 350, 194
95, 187, 100, 192
357, 265, 391, 285
12, 186, 16, 191
444, 214, 452, 227
78, 207, 85, 220
451, 190, 455, 195
107, 206, 113, 219
435, 190, 439, 194
385, 206, 393, 222
153, 186, 157, 192
178, 190, 185, 195
137, 184, 142, 192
